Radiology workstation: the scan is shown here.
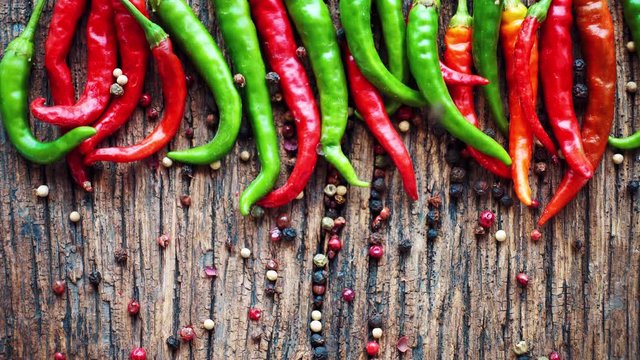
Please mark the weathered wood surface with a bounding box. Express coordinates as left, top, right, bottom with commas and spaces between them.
0, 0, 639, 358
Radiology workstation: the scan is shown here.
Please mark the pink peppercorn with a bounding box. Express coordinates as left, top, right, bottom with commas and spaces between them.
366, 341, 380, 356
54, 352, 66, 360
369, 245, 384, 260
328, 235, 342, 252
127, 300, 140, 316
178, 326, 196, 342
52, 280, 66, 296
248, 307, 262, 321
379, 207, 391, 220
530, 229, 542, 242
478, 210, 496, 228
157, 234, 170, 248
138, 94, 151, 108
549, 351, 560, 360
342, 288, 355, 302
270, 227, 282, 242
516, 272, 529, 287
129, 347, 147, 360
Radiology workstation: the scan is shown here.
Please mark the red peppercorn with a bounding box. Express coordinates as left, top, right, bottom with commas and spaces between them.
185, 74, 194, 87
157, 234, 170, 248
530, 229, 542, 242
516, 272, 529, 287
184, 127, 194, 139
333, 217, 346, 232
369, 245, 384, 260
296, 46, 307, 58
127, 299, 141, 316
395, 106, 414, 121
312, 285, 326, 295
54, 352, 66, 360
52, 280, 66, 296
146, 107, 159, 121
282, 123, 296, 139
328, 235, 342, 252
371, 216, 383, 231
266, 259, 279, 271
366, 341, 380, 356
276, 213, 290, 229
379, 207, 391, 220
138, 94, 151, 108
529, 199, 540, 209
178, 326, 196, 342
549, 351, 561, 360
269, 227, 282, 242
478, 210, 496, 229
248, 307, 262, 321
342, 288, 355, 302
129, 347, 147, 360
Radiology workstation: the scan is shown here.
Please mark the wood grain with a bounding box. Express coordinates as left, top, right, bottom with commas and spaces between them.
0, 0, 638, 358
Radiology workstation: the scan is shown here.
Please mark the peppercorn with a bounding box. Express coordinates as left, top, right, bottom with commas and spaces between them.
281, 228, 297, 242
265, 282, 276, 296
500, 195, 514, 207
114, 248, 128, 264
240, 247, 251, 259
313, 254, 328, 267
166, 336, 180, 350
311, 334, 325, 347
370, 189, 382, 200
334, 194, 346, 205
372, 178, 386, 193
516, 355, 530, 360
626, 81, 638, 94
478, 209, 496, 228
366, 233, 382, 246
450, 167, 466, 182
178, 326, 196, 342
313, 270, 327, 285
371, 216, 383, 231
370, 199, 383, 214
265, 71, 280, 85
428, 195, 442, 208
474, 226, 486, 237
127, 299, 141, 316
333, 217, 346, 231
325, 208, 339, 219
312, 285, 326, 295
313, 346, 329, 360
495, 230, 507, 242
52, 280, 66, 296
321, 217, 335, 232
473, 180, 489, 196
266, 259, 279, 271
379, 207, 390, 220
628, 180, 640, 193
296, 46, 307, 58
269, 227, 282, 242
266, 270, 278, 282
180, 195, 191, 207
534, 162, 547, 176
549, 351, 561, 360
573, 83, 588, 99
491, 184, 505, 199
530, 199, 540, 209
35, 184, 49, 198
88, 269, 102, 286
342, 288, 355, 302
233, 73, 246, 87
328, 236, 342, 252
313, 295, 324, 309
513, 340, 529, 355
613, 153, 625, 165
398, 239, 412, 253
284, 139, 298, 153
572, 240, 583, 252
530, 229, 542, 242
146, 107, 159, 121
209, 160, 221, 171
138, 94, 151, 108
110, 83, 124, 96
573, 58, 586, 73
181, 165, 194, 179
445, 148, 461, 165
282, 122, 295, 139
374, 155, 389, 169
516, 272, 529, 287
449, 184, 464, 199
54, 352, 66, 360
427, 228, 438, 241
368, 312, 383, 328
248, 308, 262, 321
373, 168, 386, 179
206, 113, 218, 127
369, 243, 384, 259
184, 127, 194, 139
324, 184, 337, 197
366, 341, 380, 356
185, 74, 194, 87
427, 210, 440, 226
250, 206, 265, 219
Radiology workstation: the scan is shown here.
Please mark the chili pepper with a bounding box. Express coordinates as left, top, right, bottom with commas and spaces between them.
344, 47, 418, 200
374, 0, 407, 115
623, 0, 640, 55
30, 0, 117, 127
155, 0, 242, 165
407, 0, 512, 166
251, 0, 321, 208
472, 0, 509, 134
514, 0, 559, 160
212, 0, 281, 215
609, 132, 640, 149
78, 0, 149, 156
83, 0, 186, 164
501, 0, 536, 205
0, 0, 96, 164
444, 0, 511, 179
285, 0, 369, 187
540, 0, 592, 178
340, 0, 488, 109
538, 0, 615, 225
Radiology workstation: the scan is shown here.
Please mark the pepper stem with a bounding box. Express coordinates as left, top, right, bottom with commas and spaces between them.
21, 0, 47, 40
119, 0, 168, 48
449, 0, 472, 28
413, 0, 440, 9
527, 0, 552, 21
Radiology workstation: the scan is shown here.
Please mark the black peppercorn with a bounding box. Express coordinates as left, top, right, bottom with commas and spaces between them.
369, 232, 384, 245
574, 58, 586, 72
166, 336, 180, 350
491, 184, 505, 199
398, 239, 412, 253
449, 183, 464, 198
427, 228, 438, 240
312, 270, 327, 285
368, 312, 383, 329
181, 165, 194, 179
369, 199, 383, 214
325, 208, 339, 220
445, 148, 461, 165
313, 295, 324, 309
313, 346, 329, 360
628, 180, 640, 193
281, 227, 297, 241
500, 195, 514, 207
370, 189, 382, 200
372, 178, 386, 192
114, 248, 128, 264
516, 355, 530, 360
450, 167, 467, 182
88, 270, 101, 286
265, 282, 276, 296
310, 334, 325, 347
473, 180, 489, 196
573, 83, 588, 100
427, 210, 440, 226
573, 240, 584, 252
265, 71, 280, 84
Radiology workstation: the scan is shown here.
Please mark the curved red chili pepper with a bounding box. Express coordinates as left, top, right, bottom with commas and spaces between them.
540, 0, 593, 179
78, 0, 149, 156
514, 16, 558, 160
440, 61, 489, 86
30, 0, 117, 127
84, 39, 186, 164
344, 47, 418, 200
251, 0, 321, 208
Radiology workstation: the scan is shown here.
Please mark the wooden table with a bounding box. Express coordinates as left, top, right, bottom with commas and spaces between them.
0, 0, 638, 358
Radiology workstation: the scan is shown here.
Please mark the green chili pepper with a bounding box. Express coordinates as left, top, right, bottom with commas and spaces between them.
212, 0, 281, 215
0, 0, 96, 164
407, 0, 512, 166
472, 0, 509, 134
286, 0, 369, 187
340, 0, 425, 108
622, 0, 640, 50
151, 0, 242, 165
608, 133, 640, 149
374, 0, 408, 115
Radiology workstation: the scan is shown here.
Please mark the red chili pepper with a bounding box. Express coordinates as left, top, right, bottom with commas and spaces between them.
251, 0, 321, 208
444, 0, 511, 179
538, 0, 615, 225
514, 0, 559, 160
344, 47, 418, 200
30, 0, 117, 127
540, 0, 593, 179
439, 61, 489, 87
83, 8, 186, 165
78, 0, 149, 156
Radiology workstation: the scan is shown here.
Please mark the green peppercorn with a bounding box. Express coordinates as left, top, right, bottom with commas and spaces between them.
374, 155, 390, 168
250, 206, 265, 219
321, 217, 334, 231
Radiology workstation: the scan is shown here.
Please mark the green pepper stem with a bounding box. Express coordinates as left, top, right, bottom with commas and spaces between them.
21, 0, 46, 40
503, 0, 523, 10
527, 0, 552, 21
449, 0, 472, 28
413, 0, 440, 9
119, 0, 168, 48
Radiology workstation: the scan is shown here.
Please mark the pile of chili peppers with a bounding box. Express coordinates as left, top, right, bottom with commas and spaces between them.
0, 0, 623, 225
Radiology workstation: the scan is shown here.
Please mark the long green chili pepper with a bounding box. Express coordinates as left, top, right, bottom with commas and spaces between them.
375, 0, 408, 115
408, 0, 512, 166
286, 0, 369, 187
213, 0, 281, 215
608, 132, 640, 149
150, 0, 242, 165
472, 0, 509, 134
0, 0, 96, 164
